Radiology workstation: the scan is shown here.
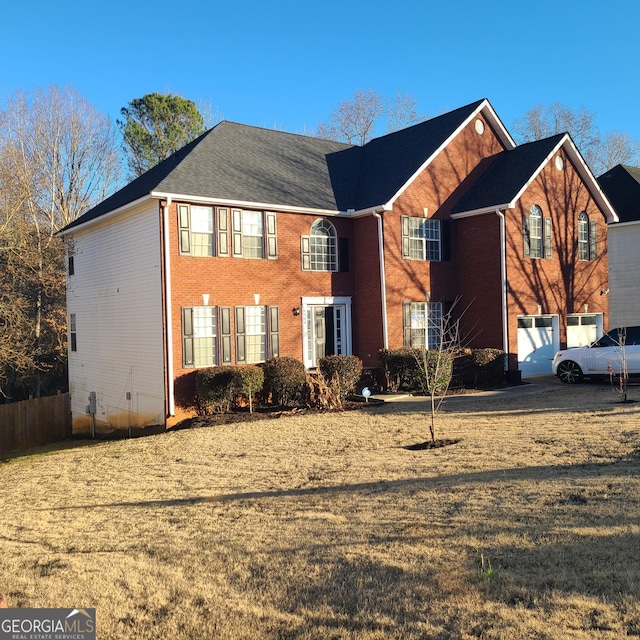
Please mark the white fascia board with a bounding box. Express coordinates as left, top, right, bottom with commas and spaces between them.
150, 191, 343, 217
451, 205, 512, 219
56, 195, 154, 237
451, 135, 620, 224
350, 204, 392, 218
506, 135, 618, 224
386, 99, 517, 209
608, 219, 640, 228
560, 137, 619, 223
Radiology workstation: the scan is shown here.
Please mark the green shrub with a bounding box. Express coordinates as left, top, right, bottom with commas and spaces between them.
415, 350, 454, 394
196, 367, 236, 414
319, 355, 363, 399
378, 348, 429, 391
378, 348, 452, 393
470, 349, 506, 386
262, 357, 307, 407
196, 365, 264, 414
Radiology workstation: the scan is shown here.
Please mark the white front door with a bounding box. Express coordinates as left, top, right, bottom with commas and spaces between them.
517, 315, 559, 377
302, 297, 352, 368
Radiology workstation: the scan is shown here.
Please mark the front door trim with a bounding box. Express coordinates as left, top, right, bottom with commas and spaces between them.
301, 296, 352, 368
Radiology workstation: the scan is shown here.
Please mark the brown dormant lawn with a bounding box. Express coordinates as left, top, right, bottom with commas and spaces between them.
1, 380, 639, 639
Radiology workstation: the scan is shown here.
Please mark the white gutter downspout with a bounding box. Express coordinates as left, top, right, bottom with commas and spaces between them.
372, 211, 389, 349
162, 198, 175, 417
496, 209, 508, 366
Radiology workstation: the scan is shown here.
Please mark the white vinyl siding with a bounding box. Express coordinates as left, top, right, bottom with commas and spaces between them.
609, 222, 640, 328
66, 202, 165, 429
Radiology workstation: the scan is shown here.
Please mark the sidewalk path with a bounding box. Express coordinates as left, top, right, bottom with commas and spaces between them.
370, 375, 563, 404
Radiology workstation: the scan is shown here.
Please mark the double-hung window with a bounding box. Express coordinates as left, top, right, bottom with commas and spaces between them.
578, 211, 597, 261
404, 217, 440, 261
231, 209, 278, 259
179, 205, 214, 256
403, 301, 443, 350
178, 205, 277, 259
182, 306, 218, 367
523, 205, 552, 259
235, 305, 279, 364
401, 216, 450, 262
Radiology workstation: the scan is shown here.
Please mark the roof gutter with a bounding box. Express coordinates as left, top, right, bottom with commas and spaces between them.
496, 209, 509, 366
372, 209, 389, 349
150, 191, 344, 217
162, 197, 175, 418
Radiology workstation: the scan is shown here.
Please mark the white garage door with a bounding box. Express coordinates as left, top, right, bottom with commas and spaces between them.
566, 314, 603, 348
517, 315, 559, 377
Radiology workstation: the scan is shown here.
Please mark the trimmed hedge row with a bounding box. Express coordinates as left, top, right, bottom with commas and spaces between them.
195, 354, 363, 414
378, 347, 506, 393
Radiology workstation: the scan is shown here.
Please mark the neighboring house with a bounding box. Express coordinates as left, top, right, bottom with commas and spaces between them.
59, 99, 617, 433
598, 164, 640, 328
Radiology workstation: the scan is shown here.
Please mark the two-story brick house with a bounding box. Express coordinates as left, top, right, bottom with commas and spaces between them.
59, 98, 617, 433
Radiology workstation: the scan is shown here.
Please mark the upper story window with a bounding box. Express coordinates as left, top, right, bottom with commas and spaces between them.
523, 205, 552, 259
403, 216, 440, 261
301, 219, 338, 271
401, 216, 450, 262
178, 204, 277, 259
578, 211, 597, 261
179, 205, 214, 256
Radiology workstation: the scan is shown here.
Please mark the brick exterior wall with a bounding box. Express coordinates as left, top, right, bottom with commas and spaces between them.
164, 114, 610, 421
383, 114, 506, 349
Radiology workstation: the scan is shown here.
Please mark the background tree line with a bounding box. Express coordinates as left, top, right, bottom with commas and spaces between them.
1, 85, 637, 402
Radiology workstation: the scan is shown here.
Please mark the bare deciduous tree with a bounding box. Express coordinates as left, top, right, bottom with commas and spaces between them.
512, 103, 640, 176
0, 84, 120, 399
314, 89, 425, 145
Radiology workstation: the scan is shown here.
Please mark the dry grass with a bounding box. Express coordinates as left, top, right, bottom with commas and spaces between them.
1, 380, 640, 639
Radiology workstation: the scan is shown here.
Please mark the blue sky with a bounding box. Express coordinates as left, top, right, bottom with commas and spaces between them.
3, 0, 637, 144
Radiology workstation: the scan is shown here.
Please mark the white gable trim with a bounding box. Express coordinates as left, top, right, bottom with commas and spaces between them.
451, 135, 619, 223
56, 195, 154, 236
385, 99, 516, 210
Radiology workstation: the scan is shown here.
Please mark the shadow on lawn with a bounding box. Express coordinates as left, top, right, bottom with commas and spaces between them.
44, 448, 640, 513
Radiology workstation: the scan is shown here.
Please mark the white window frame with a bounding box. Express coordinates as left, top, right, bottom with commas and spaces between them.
407, 217, 441, 261
244, 305, 267, 364
309, 219, 338, 271
578, 211, 589, 261
178, 204, 215, 257
528, 205, 542, 259
406, 301, 443, 350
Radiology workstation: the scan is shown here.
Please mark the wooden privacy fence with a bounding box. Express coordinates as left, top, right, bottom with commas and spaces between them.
0, 392, 71, 455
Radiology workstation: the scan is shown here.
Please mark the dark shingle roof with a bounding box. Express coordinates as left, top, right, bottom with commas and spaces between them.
451, 134, 565, 214
598, 164, 640, 223
63, 100, 488, 232
353, 100, 486, 210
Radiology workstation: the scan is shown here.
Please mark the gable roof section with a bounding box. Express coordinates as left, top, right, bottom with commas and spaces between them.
597, 164, 640, 223
451, 134, 618, 223
63, 124, 357, 232
353, 99, 513, 210
60, 98, 519, 234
